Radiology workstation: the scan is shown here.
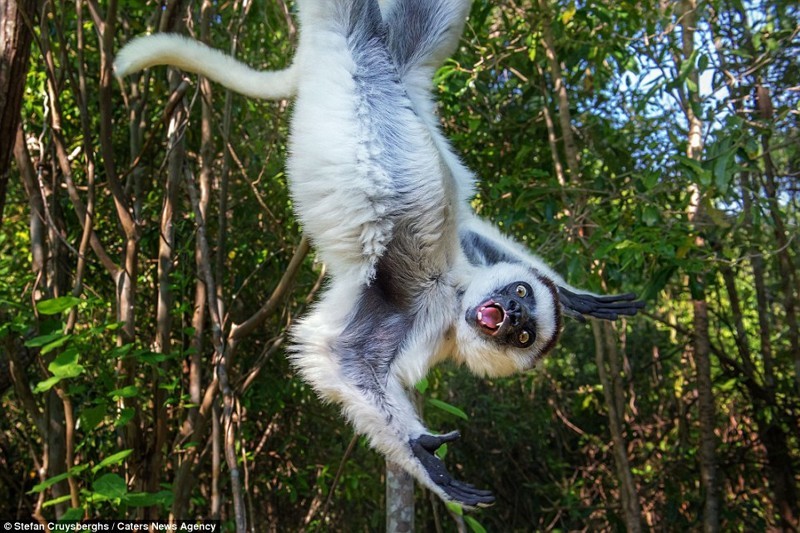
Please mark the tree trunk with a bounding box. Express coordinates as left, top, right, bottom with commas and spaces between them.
386, 461, 414, 533
0, 0, 39, 225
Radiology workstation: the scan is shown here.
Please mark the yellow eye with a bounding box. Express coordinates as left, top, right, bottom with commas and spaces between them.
516, 285, 528, 298
519, 330, 530, 344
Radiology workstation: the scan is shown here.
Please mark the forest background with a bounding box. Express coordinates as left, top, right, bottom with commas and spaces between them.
0, 0, 798, 531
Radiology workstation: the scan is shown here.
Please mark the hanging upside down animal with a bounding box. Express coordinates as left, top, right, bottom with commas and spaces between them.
116, 0, 644, 508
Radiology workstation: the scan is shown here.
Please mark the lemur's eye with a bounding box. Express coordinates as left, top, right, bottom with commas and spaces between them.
518, 330, 531, 345
515, 285, 528, 298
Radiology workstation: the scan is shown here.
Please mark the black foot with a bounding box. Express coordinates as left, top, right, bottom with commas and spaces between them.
410, 431, 495, 508
558, 288, 645, 322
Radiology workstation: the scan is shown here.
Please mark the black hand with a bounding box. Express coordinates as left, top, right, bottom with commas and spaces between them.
410, 431, 495, 508
559, 288, 645, 322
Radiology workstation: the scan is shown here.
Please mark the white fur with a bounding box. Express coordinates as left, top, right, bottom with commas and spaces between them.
114, 34, 298, 100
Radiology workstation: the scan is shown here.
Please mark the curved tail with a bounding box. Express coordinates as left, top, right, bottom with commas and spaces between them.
114, 33, 298, 101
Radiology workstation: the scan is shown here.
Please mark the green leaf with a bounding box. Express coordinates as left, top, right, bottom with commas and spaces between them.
415, 377, 429, 394
729, 48, 752, 59
465, 516, 488, 533
109, 344, 135, 359
31, 350, 83, 391
705, 204, 732, 229
42, 494, 73, 508
125, 490, 173, 507
33, 376, 62, 393
48, 348, 84, 378
92, 449, 133, 474
642, 266, 677, 301
434, 63, 458, 85
30, 471, 71, 493
36, 296, 81, 315
641, 206, 661, 227
561, 3, 577, 24
697, 53, 709, 72
108, 385, 138, 400
40, 333, 73, 355
675, 154, 711, 185
435, 443, 448, 460
712, 151, 733, 193
642, 171, 659, 190
132, 350, 172, 365
25, 332, 66, 348
80, 403, 107, 430
92, 473, 127, 500
427, 398, 469, 420
59, 508, 84, 521
581, 392, 594, 410
29, 465, 88, 493
446, 501, 464, 516
676, 48, 699, 83
115, 407, 135, 428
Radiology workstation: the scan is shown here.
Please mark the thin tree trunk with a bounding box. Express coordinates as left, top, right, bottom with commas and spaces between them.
11, 125, 47, 438
692, 297, 720, 531
537, 65, 567, 190
15, 124, 47, 299
537, 0, 587, 240
536, 64, 572, 218
386, 461, 414, 533
677, 2, 720, 529
187, 0, 215, 442
145, 67, 187, 511
30, 13, 74, 511
592, 321, 642, 533
185, 168, 247, 531
91, 0, 144, 468
537, 0, 579, 181
740, 173, 776, 388
756, 89, 800, 395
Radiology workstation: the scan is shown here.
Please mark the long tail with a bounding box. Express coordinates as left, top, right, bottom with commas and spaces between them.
114, 33, 298, 100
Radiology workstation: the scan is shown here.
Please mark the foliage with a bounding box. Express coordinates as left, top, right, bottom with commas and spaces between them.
1, 0, 798, 531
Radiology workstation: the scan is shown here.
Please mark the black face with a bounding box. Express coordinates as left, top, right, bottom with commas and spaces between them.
466, 281, 537, 349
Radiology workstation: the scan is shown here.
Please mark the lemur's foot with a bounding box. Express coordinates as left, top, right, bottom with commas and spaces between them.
410, 431, 495, 508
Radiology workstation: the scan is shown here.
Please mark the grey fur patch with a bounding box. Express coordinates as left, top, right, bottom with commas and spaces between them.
346, 0, 453, 286
334, 278, 413, 395
384, 0, 463, 73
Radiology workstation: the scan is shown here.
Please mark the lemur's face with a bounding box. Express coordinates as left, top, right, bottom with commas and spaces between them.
457, 264, 562, 377
469, 281, 542, 349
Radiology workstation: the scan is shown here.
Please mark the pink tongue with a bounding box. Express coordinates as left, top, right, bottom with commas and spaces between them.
480, 305, 504, 329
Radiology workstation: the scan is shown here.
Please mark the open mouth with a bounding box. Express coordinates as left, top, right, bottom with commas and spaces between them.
476, 300, 506, 336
